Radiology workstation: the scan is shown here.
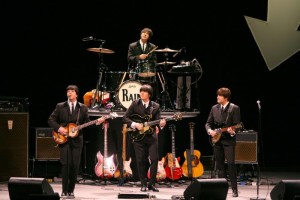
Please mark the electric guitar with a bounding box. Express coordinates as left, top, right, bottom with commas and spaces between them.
210, 123, 244, 144
147, 156, 167, 182
164, 124, 183, 181
182, 122, 204, 178
52, 112, 118, 144
121, 124, 133, 178
94, 120, 118, 179
127, 112, 182, 142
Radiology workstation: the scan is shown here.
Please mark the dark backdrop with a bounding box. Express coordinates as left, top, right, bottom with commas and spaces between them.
1, 1, 299, 172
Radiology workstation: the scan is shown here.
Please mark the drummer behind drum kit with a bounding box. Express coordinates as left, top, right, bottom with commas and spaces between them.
84, 44, 202, 111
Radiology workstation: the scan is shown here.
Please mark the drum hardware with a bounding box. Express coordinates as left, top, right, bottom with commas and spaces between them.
154, 47, 178, 111
86, 39, 114, 110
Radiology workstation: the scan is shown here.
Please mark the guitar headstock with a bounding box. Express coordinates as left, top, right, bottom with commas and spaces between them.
189, 122, 195, 129
109, 112, 118, 119
173, 112, 183, 121
169, 124, 176, 132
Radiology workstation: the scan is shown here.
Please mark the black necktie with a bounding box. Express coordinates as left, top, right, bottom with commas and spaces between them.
221, 106, 224, 112
144, 104, 147, 109
71, 103, 75, 113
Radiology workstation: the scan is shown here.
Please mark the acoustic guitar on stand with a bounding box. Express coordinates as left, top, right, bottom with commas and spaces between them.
164, 124, 183, 181
52, 112, 118, 144
182, 122, 204, 178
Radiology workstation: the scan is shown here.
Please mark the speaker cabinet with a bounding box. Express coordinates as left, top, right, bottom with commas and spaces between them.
235, 131, 257, 163
36, 128, 60, 160
0, 112, 29, 181
271, 180, 300, 200
183, 178, 229, 200
8, 177, 59, 200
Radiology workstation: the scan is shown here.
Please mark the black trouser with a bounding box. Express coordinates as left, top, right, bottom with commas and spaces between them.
133, 133, 158, 186
60, 136, 83, 193
214, 143, 238, 191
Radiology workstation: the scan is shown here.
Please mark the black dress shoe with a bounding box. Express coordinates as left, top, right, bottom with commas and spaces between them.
148, 185, 159, 192
68, 192, 75, 199
232, 190, 238, 197
140, 184, 147, 192
61, 192, 68, 198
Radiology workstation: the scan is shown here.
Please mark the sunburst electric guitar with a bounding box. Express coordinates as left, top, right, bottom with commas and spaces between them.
210, 123, 244, 144
182, 122, 204, 178
52, 112, 118, 144
164, 124, 183, 181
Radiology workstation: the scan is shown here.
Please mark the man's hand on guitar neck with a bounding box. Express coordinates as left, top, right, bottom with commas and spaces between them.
96, 116, 106, 125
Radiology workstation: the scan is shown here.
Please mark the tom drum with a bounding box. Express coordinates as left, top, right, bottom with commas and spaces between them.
136, 60, 156, 77
116, 81, 142, 109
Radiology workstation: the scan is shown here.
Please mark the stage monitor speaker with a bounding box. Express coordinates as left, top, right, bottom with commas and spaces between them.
183, 178, 229, 200
0, 112, 29, 181
8, 177, 58, 200
235, 131, 257, 163
270, 180, 300, 200
35, 127, 60, 160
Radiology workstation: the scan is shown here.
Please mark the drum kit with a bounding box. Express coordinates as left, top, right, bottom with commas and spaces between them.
86, 44, 199, 111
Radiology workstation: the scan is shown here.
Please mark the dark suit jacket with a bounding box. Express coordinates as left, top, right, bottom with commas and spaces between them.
127, 40, 157, 69
205, 102, 241, 145
122, 98, 161, 130
48, 101, 91, 136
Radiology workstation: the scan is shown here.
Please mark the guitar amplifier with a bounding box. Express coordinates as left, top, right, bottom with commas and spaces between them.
35, 128, 60, 160
235, 130, 258, 164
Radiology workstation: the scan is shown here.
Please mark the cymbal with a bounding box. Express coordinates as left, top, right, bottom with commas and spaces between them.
154, 48, 179, 53
156, 61, 176, 65
87, 48, 115, 54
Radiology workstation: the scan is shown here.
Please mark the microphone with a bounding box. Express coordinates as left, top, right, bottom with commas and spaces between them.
257, 100, 261, 110
82, 36, 94, 41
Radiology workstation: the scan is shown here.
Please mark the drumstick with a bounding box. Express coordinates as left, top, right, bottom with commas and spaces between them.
146, 46, 158, 56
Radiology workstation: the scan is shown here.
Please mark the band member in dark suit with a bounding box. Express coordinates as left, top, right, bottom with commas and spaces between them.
48, 85, 105, 199
205, 87, 241, 198
127, 27, 159, 99
122, 84, 166, 192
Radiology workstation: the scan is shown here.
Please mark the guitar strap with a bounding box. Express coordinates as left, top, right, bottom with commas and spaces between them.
76, 106, 81, 125
224, 103, 233, 126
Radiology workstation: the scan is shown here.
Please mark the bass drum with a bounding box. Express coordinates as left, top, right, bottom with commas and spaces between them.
115, 81, 142, 110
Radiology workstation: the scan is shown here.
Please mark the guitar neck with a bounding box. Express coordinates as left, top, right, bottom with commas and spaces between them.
145, 117, 174, 127
77, 119, 98, 130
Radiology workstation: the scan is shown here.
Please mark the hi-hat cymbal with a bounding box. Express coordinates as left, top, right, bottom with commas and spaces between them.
87, 48, 115, 54
157, 61, 176, 65
154, 48, 179, 53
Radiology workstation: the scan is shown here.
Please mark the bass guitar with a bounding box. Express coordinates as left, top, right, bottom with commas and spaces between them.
52, 112, 118, 144
127, 112, 182, 142
210, 123, 244, 144
94, 120, 118, 179
164, 124, 183, 181
182, 122, 204, 178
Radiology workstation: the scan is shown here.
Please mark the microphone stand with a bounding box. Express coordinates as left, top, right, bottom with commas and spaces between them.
250, 101, 265, 200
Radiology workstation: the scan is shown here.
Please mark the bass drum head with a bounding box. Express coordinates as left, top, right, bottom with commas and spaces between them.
116, 81, 142, 110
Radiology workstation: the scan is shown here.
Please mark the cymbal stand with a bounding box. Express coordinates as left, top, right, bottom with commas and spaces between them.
157, 52, 174, 111
91, 40, 108, 110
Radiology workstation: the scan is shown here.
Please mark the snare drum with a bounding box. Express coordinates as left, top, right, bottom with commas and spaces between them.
104, 71, 125, 92
136, 60, 156, 77
115, 81, 142, 109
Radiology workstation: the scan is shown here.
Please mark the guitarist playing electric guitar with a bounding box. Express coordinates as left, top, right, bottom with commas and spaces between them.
122, 84, 166, 192
204, 87, 241, 198
48, 85, 107, 198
